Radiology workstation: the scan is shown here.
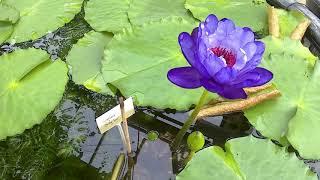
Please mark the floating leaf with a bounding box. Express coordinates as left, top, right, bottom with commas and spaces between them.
277, 9, 306, 38
128, 0, 195, 26
287, 61, 320, 159
1, 0, 83, 42
177, 136, 317, 180
84, 0, 130, 33
102, 17, 214, 110
184, 0, 268, 33
66, 31, 113, 94
244, 36, 320, 158
0, 3, 19, 44
0, 49, 68, 139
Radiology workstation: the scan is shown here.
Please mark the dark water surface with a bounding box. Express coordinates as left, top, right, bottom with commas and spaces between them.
1, 7, 320, 180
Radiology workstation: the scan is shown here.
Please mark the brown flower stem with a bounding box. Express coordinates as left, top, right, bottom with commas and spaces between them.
172, 90, 209, 150
197, 90, 281, 119
268, 6, 280, 37
244, 84, 273, 94
290, 19, 311, 41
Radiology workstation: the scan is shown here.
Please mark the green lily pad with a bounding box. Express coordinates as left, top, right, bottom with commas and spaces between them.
0, 49, 68, 140
184, 0, 268, 33
102, 17, 214, 110
0, 3, 19, 44
66, 31, 113, 94
84, 0, 131, 33
1, 0, 83, 42
244, 36, 320, 158
177, 136, 317, 180
287, 61, 320, 159
277, 9, 306, 38
0, 3, 19, 23
128, 0, 195, 26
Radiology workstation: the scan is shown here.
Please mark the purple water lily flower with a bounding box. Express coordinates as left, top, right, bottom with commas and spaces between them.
168, 14, 273, 99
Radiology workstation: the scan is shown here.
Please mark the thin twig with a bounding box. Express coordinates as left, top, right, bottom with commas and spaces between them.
119, 97, 132, 154
197, 90, 281, 119
268, 6, 280, 37
291, 19, 311, 41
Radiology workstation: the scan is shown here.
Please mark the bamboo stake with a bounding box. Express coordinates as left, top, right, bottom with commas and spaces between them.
298, 0, 306, 4
290, 19, 311, 40
197, 90, 281, 119
119, 97, 132, 154
268, 6, 280, 37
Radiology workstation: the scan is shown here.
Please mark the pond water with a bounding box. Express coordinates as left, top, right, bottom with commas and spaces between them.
1, 5, 320, 180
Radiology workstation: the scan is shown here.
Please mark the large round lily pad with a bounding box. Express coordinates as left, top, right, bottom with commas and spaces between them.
84, 0, 131, 33
0, 49, 68, 140
184, 0, 268, 33
244, 36, 320, 158
128, 0, 195, 26
102, 17, 213, 110
66, 31, 113, 94
1, 0, 83, 42
177, 136, 317, 180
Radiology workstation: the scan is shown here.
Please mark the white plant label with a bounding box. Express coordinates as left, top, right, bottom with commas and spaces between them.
96, 97, 135, 133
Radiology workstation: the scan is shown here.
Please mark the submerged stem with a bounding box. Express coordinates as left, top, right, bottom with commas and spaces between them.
172, 90, 209, 149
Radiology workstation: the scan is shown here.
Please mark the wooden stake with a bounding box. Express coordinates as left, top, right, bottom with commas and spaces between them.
119, 97, 132, 154
290, 19, 311, 41
268, 6, 280, 37
197, 90, 281, 119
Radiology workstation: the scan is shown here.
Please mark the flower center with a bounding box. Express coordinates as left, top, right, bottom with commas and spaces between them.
211, 47, 236, 67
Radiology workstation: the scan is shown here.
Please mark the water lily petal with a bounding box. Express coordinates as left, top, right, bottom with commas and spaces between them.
214, 67, 237, 84
191, 27, 199, 42
240, 27, 255, 47
167, 67, 202, 89
179, 32, 197, 66
233, 67, 273, 88
203, 53, 226, 77
202, 79, 247, 99
217, 18, 236, 35
220, 87, 247, 99
239, 41, 265, 74
204, 14, 219, 35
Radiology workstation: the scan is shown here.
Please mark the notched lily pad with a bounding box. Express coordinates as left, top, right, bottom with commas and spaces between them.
245, 36, 320, 159
1, 0, 83, 42
277, 9, 307, 38
0, 49, 68, 140
102, 17, 214, 110
177, 136, 317, 180
66, 31, 113, 94
184, 0, 268, 33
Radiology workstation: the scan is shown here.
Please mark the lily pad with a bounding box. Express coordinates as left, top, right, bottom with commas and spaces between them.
66, 31, 113, 94
277, 9, 306, 38
177, 136, 317, 180
287, 61, 320, 159
0, 3, 19, 44
184, 0, 268, 33
84, 0, 131, 33
128, 0, 195, 26
1, 0, 83, 42
244, 36, 320, 158
102, 17, 214, 110
0, 49, 68, 140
